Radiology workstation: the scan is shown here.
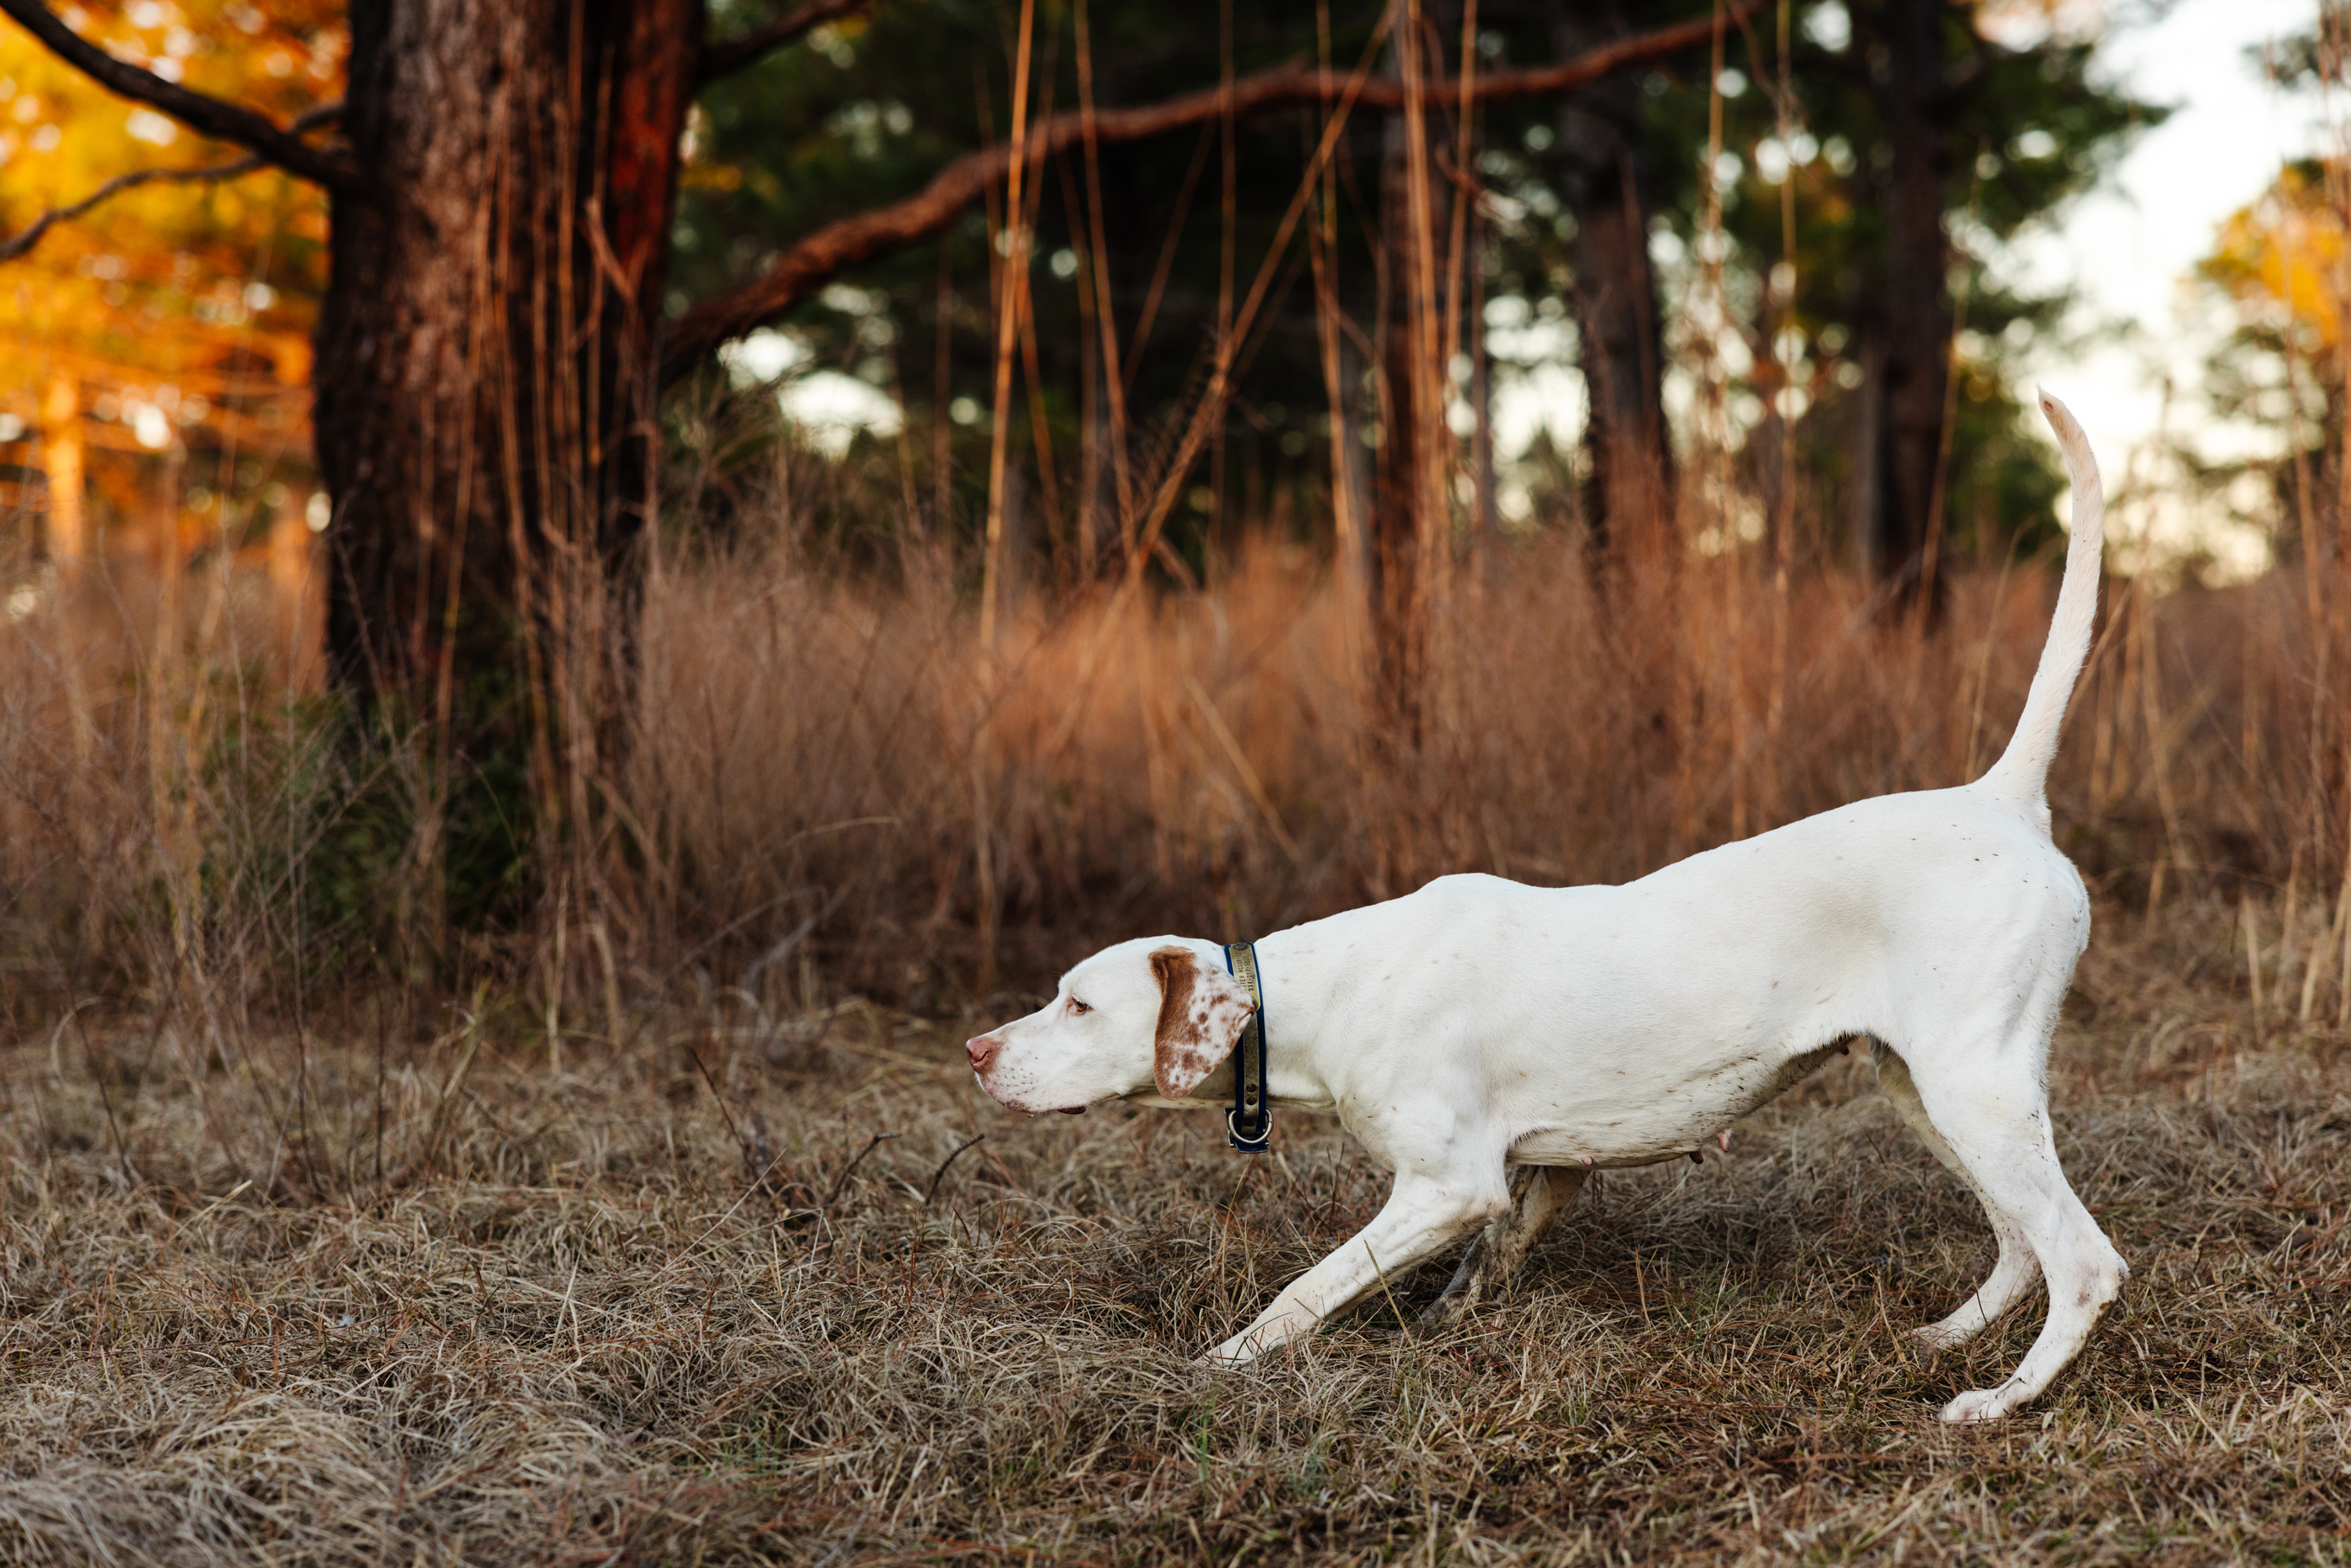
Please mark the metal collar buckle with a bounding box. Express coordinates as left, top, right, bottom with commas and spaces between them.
1223, 941, 1271, 1153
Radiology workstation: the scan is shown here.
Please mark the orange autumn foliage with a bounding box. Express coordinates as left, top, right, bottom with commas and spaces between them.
2201, 160, 2350, 357
0, 0, 340, 552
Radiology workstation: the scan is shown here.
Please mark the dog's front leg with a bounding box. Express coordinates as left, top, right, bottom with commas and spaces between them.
1201, 1172, 1506, 1366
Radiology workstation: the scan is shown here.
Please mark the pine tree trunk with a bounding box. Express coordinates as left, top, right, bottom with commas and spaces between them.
1370, 0, 1448, 748
1865, 0, 1951, 606
1552, 0, 1673, 573
313, 0, 700, 742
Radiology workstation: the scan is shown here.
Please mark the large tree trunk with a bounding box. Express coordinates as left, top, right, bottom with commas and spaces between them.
315, 0, 700, 753
1863, 0, 1951, 606
1552, 0, 1673, 573
1370, 0, 1449, 748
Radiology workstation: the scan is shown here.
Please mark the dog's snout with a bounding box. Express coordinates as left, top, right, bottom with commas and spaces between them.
965, 1034, 998, 1072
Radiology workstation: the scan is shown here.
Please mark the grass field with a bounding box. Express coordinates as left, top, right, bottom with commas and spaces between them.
4, 890, 2347, 1566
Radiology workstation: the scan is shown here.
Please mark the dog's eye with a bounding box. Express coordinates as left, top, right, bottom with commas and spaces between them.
1067, 998, 1092, 1016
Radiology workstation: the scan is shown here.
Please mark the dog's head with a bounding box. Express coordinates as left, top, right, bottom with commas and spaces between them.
965, 937, 1256, 1114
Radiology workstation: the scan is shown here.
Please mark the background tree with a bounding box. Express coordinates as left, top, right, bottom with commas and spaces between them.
308, 0, 699, 929
2, 0, 709, 933
2201, 160, 2349, 566
1549, 0, 1675, 570
1452, 0, 2152, 589
2198, 4, 2351, 571
1773, 0, 2154, 588
663, 4, 1740, 577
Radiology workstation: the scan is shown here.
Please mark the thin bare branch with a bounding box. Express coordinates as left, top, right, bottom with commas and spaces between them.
0, 100, 342, 264
660, 0, 1759, 383
697, 0, 869, 86
2, 156, 255, 263
0, 0, 360, 189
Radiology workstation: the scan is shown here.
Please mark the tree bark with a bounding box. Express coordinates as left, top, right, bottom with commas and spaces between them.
1370, 0, 1448, 747
1864, 0, 1951, 607
1552, 0, 1673, 573
315, 0, 701, 735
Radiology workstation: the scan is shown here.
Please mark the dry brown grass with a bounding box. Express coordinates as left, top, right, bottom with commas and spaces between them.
5, 893, 2348, 1566
629, 531, 2343, 1012
0, 499, 2337, 1023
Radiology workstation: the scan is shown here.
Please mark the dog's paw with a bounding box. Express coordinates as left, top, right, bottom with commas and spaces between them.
1937, 1385, 2020, 1423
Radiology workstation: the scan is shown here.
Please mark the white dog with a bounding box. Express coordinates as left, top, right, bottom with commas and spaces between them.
967, 393, 2123, 1422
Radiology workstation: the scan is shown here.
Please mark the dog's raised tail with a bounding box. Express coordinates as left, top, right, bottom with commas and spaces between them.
1978, 390, 2105, 810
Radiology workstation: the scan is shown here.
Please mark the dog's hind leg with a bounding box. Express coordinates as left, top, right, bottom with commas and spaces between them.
1871, 1041, 2041, 1351
1896, 1037, 2128, 1422
1419, 1164, 1585, 1328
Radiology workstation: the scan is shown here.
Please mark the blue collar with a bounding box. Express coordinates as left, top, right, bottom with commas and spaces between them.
1223, 942, 1271, 1153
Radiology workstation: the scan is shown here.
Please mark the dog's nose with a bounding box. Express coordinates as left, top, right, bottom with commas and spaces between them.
965, 1034, 998, 1072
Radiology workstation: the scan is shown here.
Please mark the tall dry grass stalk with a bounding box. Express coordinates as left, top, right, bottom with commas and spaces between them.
0, 536, 332, 998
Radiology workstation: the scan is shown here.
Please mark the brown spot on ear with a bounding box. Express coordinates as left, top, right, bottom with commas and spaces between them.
1150, 947, 1207, 1099
1149, 945, 1252, 1099
1148, 947, 1216, 1099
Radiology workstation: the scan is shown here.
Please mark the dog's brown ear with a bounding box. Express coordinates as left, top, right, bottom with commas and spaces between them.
1147, 945, 1255, 1099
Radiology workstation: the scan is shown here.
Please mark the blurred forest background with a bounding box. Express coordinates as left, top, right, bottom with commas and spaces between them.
0, 0, 2346, 1036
